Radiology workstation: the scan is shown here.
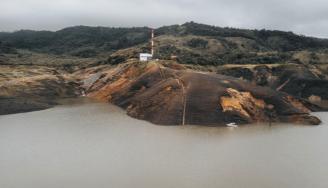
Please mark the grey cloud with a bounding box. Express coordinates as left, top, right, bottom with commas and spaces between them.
0, 0, 328, 38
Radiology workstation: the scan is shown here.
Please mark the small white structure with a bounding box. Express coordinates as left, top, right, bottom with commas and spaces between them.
139, 53, 153, 61
226, 122, 238, 128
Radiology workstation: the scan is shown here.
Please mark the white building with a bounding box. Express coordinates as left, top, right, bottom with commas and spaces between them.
139, 53, 153, 61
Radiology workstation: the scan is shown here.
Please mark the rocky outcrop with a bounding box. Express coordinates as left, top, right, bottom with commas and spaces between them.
83, 60, 321, 126
220, 88, 268, 123
217, 64, 328, 110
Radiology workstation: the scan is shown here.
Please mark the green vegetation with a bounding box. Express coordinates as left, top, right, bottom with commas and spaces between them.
0, 41, 17, 54
0, 26, 150, 56
158, 22, 328, 51
1, 22, 328, 66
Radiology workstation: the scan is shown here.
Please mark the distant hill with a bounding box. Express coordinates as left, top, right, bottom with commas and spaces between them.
1, 22, 328, 65
158, 22, 328, 51
0, 26, 150, 57
109, 22, 328, 65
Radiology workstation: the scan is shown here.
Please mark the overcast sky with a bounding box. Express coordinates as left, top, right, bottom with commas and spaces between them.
1, 0, 328, 38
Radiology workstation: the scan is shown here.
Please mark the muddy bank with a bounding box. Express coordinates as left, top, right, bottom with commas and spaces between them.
0, 96, 55, 115
0, 60, 324, 126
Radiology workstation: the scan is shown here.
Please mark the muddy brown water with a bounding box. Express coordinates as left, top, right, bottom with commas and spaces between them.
0, 98, 327, 188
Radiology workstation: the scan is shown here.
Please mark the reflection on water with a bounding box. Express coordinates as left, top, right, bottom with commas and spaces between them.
0, 98, 327, 188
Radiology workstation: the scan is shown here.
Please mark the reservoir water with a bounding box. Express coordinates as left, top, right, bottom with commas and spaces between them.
0, 99, 327, 188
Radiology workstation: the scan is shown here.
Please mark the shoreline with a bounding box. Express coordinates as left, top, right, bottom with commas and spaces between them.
0, 60, 326, 126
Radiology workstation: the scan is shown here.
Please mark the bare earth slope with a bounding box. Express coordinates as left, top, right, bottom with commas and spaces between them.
80, 60, 321, 125
0, 65, 80, 115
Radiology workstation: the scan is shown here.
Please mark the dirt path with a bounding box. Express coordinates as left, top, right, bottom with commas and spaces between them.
276, 78, 290, 91
158, 63, 187, 125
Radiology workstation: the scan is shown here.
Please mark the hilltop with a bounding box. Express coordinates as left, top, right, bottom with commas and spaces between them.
1, 22, 328, 61
1, 22, 328, 68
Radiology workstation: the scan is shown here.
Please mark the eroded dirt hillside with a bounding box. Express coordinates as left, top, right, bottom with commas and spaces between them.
0, 65, 80, 115
79, 60, 321, 125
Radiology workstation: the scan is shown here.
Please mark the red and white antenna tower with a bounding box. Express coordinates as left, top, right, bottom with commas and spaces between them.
151, 28, 154, 56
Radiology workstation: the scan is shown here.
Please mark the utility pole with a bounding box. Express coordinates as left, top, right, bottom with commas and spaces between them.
139, 28, 155, 61
151, 28, 154, 57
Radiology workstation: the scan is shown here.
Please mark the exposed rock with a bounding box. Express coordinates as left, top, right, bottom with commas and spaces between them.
220, 88, 268, 123
280, 114, 322, 125
309, 95, 322, 103
217, 64, 328, 109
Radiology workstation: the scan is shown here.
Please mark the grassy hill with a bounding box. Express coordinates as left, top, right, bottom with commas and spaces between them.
158, 22, 328, 51
1, 22, 328, 65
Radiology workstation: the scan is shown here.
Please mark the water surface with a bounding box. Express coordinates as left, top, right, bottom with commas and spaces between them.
0, 99, 327, 188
